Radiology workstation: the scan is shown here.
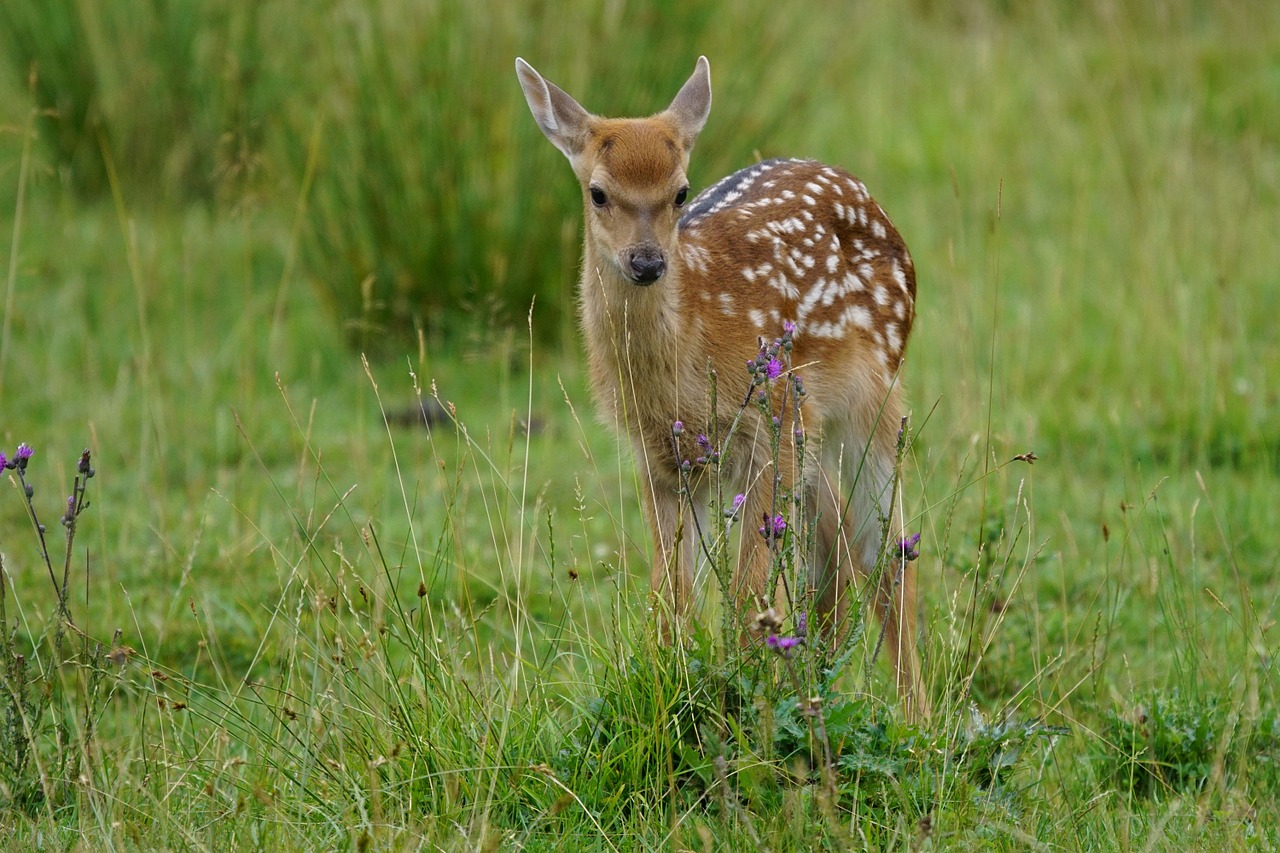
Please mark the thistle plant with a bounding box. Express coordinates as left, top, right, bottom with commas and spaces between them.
1, 444, 113, 815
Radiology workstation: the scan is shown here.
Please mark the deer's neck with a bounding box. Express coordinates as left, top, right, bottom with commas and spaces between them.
578, 240, 694, 416
580, 241, 686, 356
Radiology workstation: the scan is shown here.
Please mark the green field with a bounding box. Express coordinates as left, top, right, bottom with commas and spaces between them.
1, 1, 1278, 848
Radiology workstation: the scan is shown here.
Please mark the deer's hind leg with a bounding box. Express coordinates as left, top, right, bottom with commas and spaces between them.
813, 421, 928, 719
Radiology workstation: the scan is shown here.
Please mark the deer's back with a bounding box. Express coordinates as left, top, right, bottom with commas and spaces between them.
679, 158, 916, 384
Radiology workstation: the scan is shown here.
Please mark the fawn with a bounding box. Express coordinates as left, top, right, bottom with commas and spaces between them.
516, 56, 925, 716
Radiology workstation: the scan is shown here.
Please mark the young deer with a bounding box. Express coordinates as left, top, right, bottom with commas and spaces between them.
516, 56, 925, 716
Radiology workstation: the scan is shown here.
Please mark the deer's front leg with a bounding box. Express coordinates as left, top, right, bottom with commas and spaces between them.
639, 463, 694, 641
733, 468, 793, 633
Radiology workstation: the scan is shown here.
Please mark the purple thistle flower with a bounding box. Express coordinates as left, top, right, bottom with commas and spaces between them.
899, 532, 922, 562
14, 443, 34, 464
696, 434, 712, 452
766, 358, 783, 380
766, 634, 802, 658
758, 513, 787, 542
671, 420, 684, 437
0, 451, 7, 470
783, 320, 796, 336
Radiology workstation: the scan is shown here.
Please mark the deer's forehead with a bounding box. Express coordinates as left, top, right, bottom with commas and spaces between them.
590, 119, 685, 187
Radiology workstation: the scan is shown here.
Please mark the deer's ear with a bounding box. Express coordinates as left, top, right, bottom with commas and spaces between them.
665, 56, 712, 148
516, 58, 592, 161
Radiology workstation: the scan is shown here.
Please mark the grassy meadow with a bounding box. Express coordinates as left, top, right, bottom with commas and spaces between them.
1, 0, 1278, 848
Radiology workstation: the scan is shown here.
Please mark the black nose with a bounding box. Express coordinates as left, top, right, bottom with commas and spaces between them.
628, 247, 666, 284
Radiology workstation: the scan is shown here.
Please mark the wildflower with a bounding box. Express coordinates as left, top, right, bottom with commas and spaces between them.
0, 451, 7, 470
694, 433, 719, 466
766, 357, 783, 380
78, 449, 94, 477
14, 443, 33, 471
899, 532, 922, 562
766, 634, 802, 658
796, 611, 808, 638
671, 420, 684, 437
62, 495, 76, 526
724, 493, 746, 520
680, 459, 692, 474
759, 512, 786, 543
792, 375, 806, 398
751, 607, 783, 633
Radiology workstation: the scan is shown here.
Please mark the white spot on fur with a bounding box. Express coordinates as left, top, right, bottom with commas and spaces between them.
892, 259, 908, 292
885, 323, 900, 351
846, 304, 873, 330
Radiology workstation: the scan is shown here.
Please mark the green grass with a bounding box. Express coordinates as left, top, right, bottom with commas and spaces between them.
1, 0, 1278, 848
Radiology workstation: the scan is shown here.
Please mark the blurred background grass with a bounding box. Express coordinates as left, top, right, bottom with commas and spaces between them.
0, 0, 1277, 842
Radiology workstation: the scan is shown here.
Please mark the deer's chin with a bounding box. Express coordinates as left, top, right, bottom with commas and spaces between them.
628, 271, 663, 286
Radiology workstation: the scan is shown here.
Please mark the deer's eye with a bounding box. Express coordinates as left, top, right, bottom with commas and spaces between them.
674, 187, 689, 207
590, 187, 607, 207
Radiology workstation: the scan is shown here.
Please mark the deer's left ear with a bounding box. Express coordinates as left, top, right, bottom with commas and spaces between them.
665, 56, 712, 148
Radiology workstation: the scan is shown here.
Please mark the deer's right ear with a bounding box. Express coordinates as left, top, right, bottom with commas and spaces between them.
516, 58, 591, 162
